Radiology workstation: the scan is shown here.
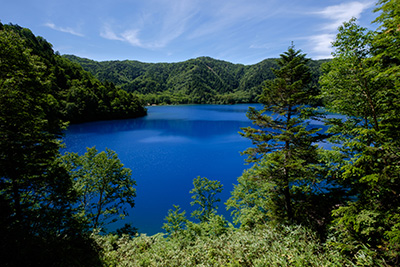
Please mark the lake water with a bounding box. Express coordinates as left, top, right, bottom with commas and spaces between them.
63, 104, 333, 235
63, 104, 263, 235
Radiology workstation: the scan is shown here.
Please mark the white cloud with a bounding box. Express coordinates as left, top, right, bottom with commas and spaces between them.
99, 0, 282, 50
121, 29, 143, 47
44, 22, 84, 37
101, 25, 144, 47
307, 1, 374, 59
160, 0, 198, 41
315, 1, 374, 31
99, 0, 199, 49
100, 24, 125, 41
308, 34, 336, 59
188, 0, 282, 39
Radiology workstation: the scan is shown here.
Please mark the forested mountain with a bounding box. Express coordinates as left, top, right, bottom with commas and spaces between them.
1, 23, 147, 124
64, 55, 328, 104
2, 0, 399, 264
1, 22, 147, 264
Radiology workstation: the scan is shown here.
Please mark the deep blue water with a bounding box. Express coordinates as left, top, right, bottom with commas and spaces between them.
63, 104, 262, 235
63, 104, 335, 235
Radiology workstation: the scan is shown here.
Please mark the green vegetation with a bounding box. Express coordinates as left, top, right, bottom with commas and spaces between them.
0, 23, 100, 266
62, 147, 136, 232
0, 22, 143, 265
64, 54, 326, 105
1, 23, 147, 124
1, 0, 399, 265
319, 1, 400, 261
227, 46, 341, 238
95, 226, 353, 266
90, 1, 399, 265
190, 176, 223, 222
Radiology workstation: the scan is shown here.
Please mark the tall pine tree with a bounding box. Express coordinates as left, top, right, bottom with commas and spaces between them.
228, 45, 340, 233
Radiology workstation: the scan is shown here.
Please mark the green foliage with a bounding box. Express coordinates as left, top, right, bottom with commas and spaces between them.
319, 2, 400, 263
162, 205, 188, 237
162, 176, 228, 241
0, 24, 101, 266
0, 21, 65, 236
183, 213, 230, 240
319, 19, 380, 128
114, 223, 138, 238
3, 23, 147, 124
240, 46, 322, 162
234, 45, 339, 233
64, 55, 326, 105
228, 149, 345, 238
62, 147, 136, 231
372, 0, 400, 81
3, 3, 400, 264
190, 176, 223, 222
226, 159, 277, 229
95, 225, 354, 266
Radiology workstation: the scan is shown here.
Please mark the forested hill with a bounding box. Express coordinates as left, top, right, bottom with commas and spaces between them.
64, 55, 329, 104
1, 23, 147, 123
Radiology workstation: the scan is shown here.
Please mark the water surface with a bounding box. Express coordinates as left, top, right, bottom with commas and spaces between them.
63, 104, 261, 234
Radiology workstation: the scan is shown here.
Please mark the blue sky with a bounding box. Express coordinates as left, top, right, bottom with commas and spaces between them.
1, 0, 378, 64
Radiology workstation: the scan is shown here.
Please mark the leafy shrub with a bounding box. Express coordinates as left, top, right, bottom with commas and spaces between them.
94, 225, 354, 266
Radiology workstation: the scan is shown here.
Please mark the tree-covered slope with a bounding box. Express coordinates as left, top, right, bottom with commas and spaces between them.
64, 55, 327, 105
2, 23, 147, 123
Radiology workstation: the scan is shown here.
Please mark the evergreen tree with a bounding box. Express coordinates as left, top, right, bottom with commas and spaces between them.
0, 25, 100, 266
320, 3, 400, 262
229, 45, 338, 231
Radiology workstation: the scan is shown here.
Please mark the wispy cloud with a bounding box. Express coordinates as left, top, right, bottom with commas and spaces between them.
100, 25, 159, 49
315, 1, 375, 31
121, 29, 143, 47
44, 22, 84, 37
99, 0, 282, 51
155, 0, 198, 46
100, 24, 125, 41
100, 24, 143, 47
308, 34, 336, 59
188, 0, 281, 39
307, 1, 374, 58
100, 0, 198, 49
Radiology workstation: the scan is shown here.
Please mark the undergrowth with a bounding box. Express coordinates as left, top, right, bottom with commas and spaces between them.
94, 225, 358, 266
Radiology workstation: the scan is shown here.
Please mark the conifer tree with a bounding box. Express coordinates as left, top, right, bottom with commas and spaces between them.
0, 24, 100, 266
229, 45, 337, 230
320, 2, 400, 261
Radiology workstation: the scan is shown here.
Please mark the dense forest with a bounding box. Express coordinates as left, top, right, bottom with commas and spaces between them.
0, 23, 147, 124
64, 54, 327, 105
1, 0, 400, 266
0, 22, 144, 265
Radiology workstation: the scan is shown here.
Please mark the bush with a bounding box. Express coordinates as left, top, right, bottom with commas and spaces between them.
94, 225, 354, 266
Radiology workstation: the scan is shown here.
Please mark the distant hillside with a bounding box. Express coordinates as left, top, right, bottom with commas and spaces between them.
64, 55, 329, 105
1, 23, 147, 123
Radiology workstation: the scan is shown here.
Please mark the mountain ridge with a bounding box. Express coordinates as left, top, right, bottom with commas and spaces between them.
64, 54, 329, 104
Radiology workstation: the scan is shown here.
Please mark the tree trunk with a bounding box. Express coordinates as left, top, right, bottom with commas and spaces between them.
284, 105, 293, 221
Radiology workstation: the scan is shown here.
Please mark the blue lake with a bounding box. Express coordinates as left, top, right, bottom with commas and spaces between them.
63, 104, 333, 235
63, 104, 263, 234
